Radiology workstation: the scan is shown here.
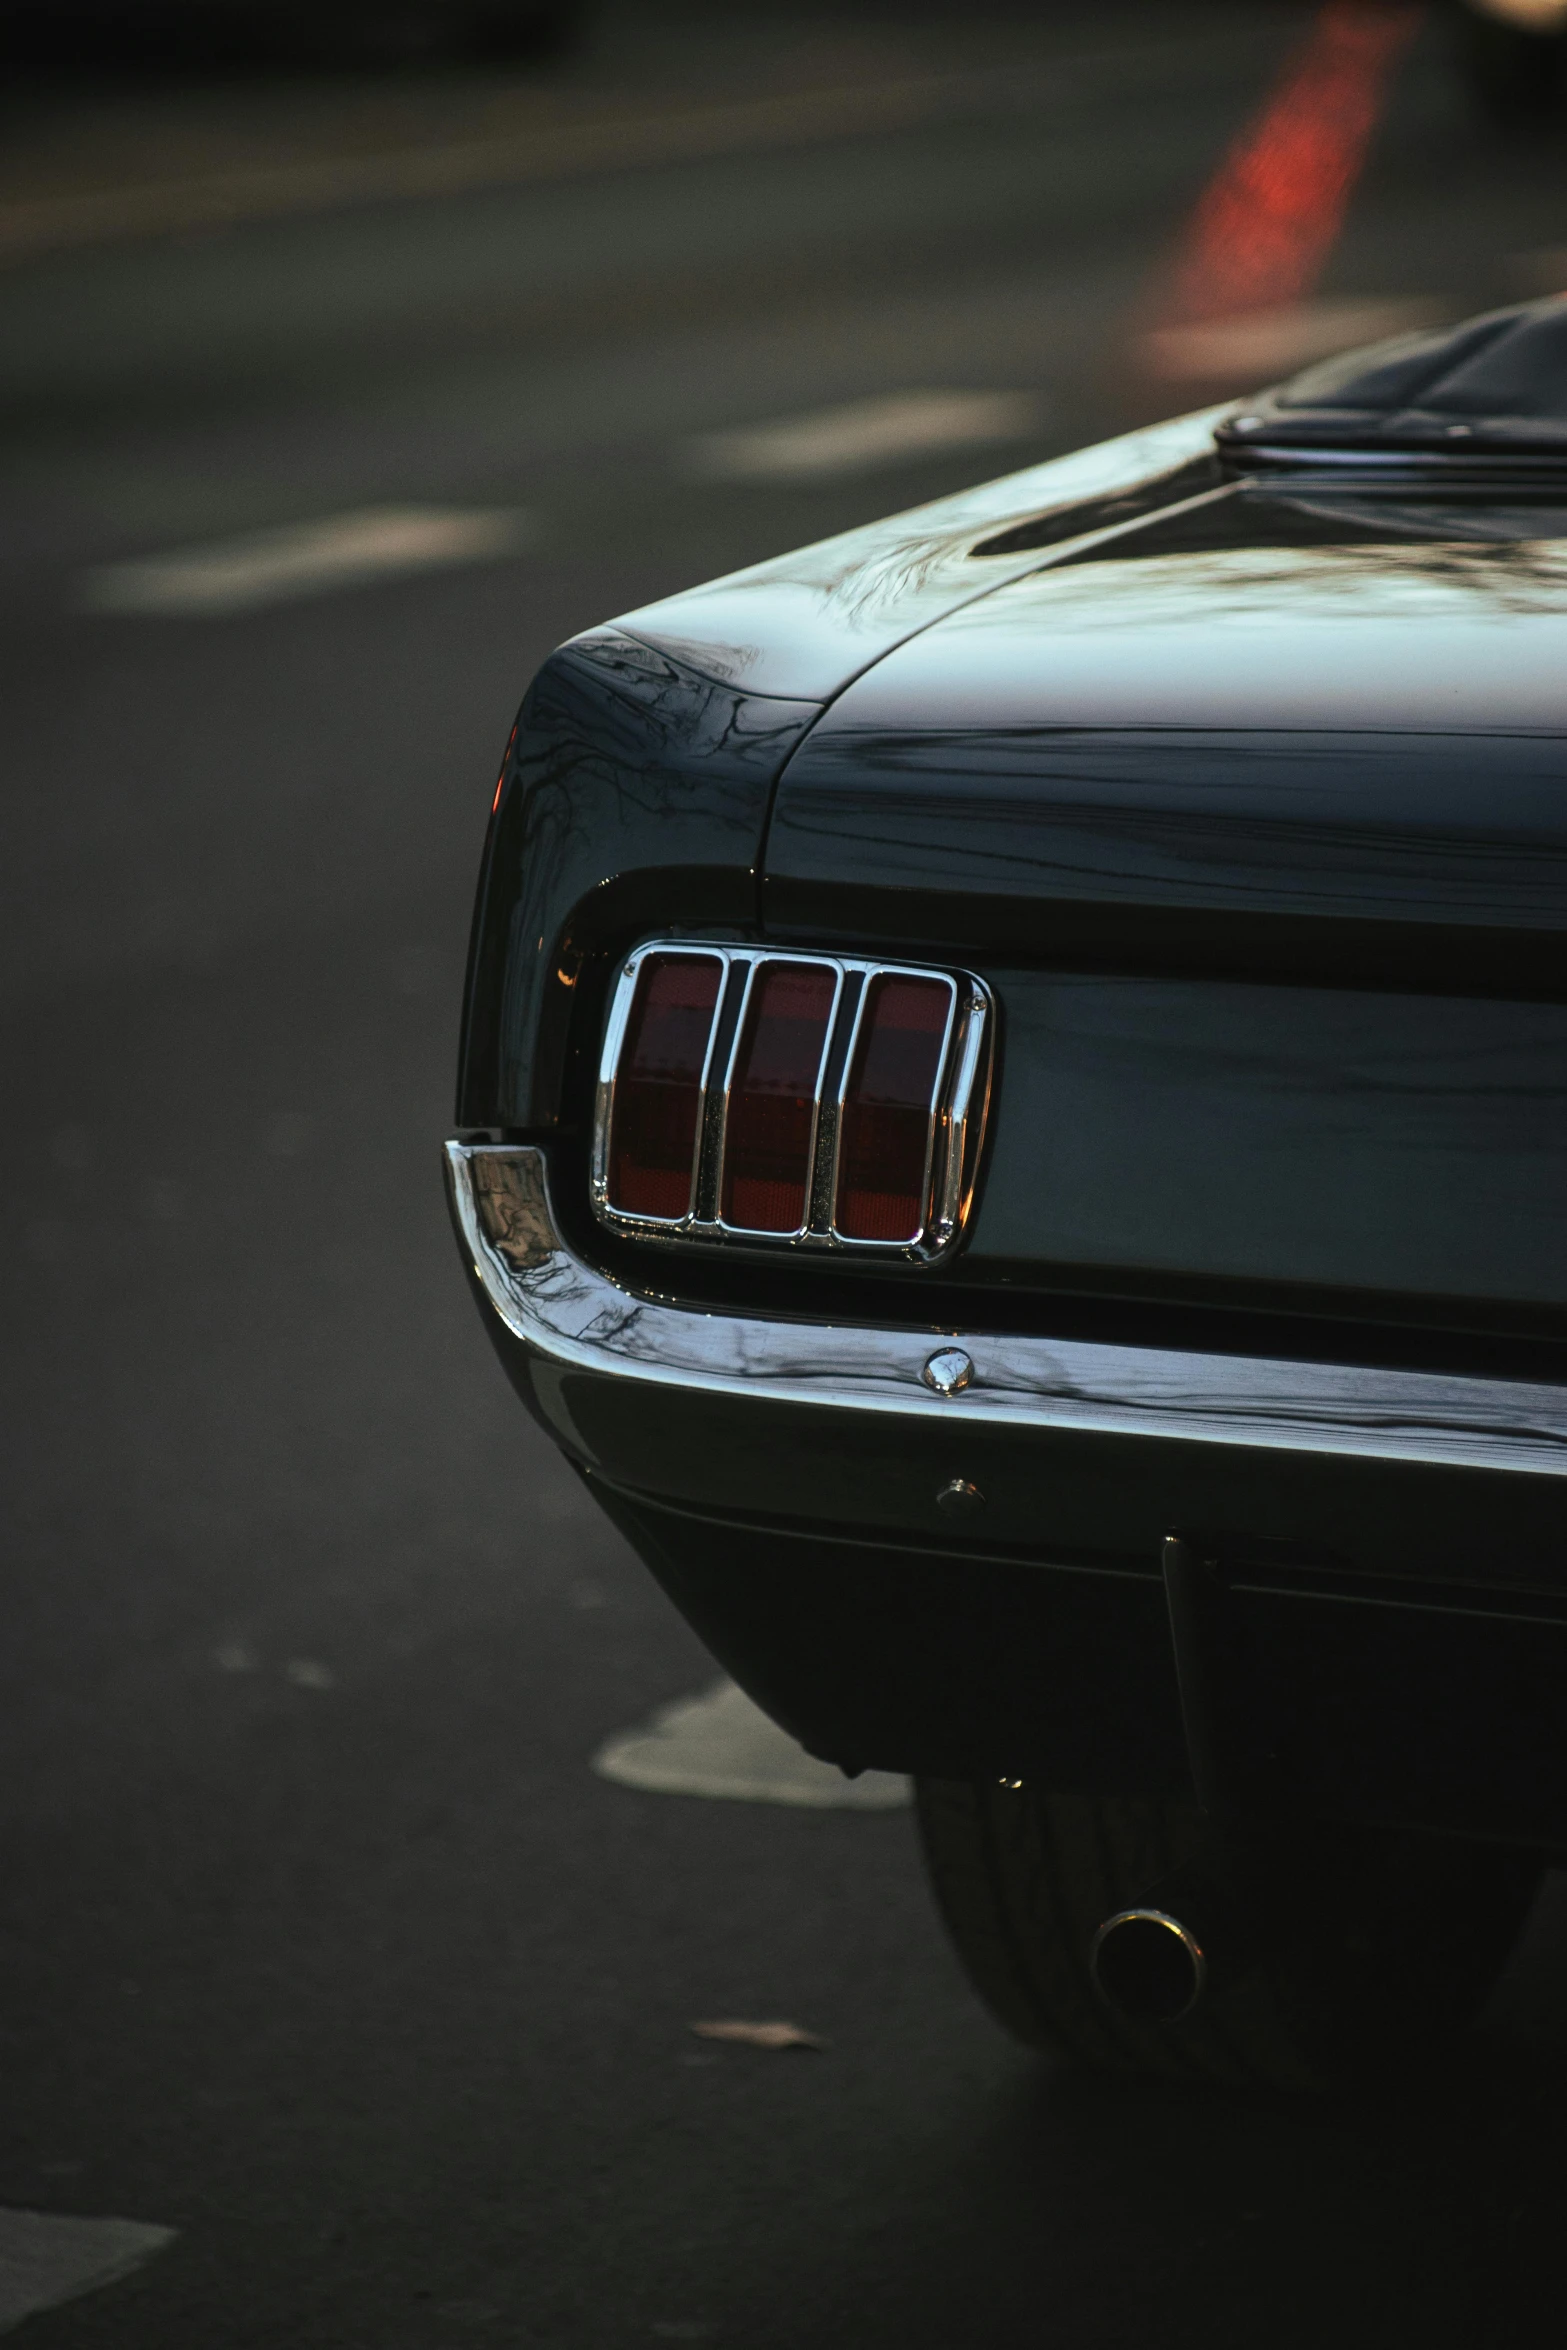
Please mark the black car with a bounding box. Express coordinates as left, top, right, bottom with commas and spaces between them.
449, 299, 1567, 2091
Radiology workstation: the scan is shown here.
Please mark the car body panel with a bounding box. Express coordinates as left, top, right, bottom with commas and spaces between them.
458, 412, 1234, 1133
604, 408, 1227, 700
960, 970, 1567, 1312
765, 493, 1567, 966
452, 311, 1567, 1849
761, 484, 1567, 1323
456, 629, 822, 1131
597, 1482, 1567, 1848
447, 1140, 1567, 1843
449, 1144, 1567, 1582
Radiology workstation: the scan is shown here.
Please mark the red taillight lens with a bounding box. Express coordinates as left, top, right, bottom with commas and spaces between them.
721, 961, 837, 1232
835, 974, 953, 1242
606, 953, 722, 1219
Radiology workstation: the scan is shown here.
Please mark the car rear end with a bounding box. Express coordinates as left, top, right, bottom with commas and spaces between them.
448, 342, 1567, 2076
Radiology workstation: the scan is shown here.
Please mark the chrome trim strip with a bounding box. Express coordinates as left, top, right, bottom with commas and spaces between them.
1229, 444, 1558, 473
589, 950, 640, 1216
715, 953, 843, 1242
448, 1143, 1567, 1482
828, 971, 957, 1252
589, 944, 727, 1229
931, 988, 989, 1253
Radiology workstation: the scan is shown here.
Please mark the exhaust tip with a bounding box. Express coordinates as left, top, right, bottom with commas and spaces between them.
1091, 1907, 1207, 2024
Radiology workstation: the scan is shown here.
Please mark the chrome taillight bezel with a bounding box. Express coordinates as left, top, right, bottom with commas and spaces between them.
590, 942, 992, 1264
590, 945, 727, 1230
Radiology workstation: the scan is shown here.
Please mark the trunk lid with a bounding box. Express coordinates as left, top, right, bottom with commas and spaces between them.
763, 491, 1567, 1326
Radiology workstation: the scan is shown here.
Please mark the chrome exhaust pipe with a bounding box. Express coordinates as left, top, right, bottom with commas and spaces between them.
1090, 1862, 1244, 2024
1090, 1904, 1208, 2023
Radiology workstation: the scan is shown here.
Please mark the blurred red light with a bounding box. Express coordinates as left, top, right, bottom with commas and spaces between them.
1167, 1, 1419, 325
607, 954, 722, 1220
835, 974, 952, 1243
721, 962, 837, 1232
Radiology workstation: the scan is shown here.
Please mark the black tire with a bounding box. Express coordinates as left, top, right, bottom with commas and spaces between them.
915, 1778, 1542, 2092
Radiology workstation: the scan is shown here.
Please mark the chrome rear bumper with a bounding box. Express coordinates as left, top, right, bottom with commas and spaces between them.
446, 1140, 1567, 1487
448, 1140, 1567, 1826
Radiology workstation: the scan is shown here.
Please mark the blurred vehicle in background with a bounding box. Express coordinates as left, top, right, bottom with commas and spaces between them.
1458, 0, 1567, 118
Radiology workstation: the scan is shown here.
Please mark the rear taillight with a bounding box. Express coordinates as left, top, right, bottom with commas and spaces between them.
604, 952, 723, 1220
593, 946, 990, 1263
834, 973, 954, 1242
720, 961, 838, 1233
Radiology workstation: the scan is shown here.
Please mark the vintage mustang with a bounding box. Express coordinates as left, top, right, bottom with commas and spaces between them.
448, 298, 1567, 2089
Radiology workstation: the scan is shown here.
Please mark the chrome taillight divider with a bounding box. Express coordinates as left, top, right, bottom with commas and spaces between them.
591, 942, 993, 1265
716, 953, 845, 1242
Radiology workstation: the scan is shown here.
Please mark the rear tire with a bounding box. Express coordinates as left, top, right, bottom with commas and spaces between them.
915, 1778, 1541, 2092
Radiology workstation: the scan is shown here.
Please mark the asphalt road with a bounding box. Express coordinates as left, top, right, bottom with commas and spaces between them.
6, 5, 1567, 2344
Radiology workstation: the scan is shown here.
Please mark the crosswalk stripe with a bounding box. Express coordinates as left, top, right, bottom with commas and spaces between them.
684, 390, 1042, 483
594, 1678, 909, 1811
80, 505, 531, 617
0, 2210, 175, 2335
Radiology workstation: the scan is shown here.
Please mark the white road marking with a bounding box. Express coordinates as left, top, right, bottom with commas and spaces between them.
594, 1678, 909, 1810
80, 505, 531, 617
0, 2210, 175, 2335
284, 1659, 336, 1690
690, 2019, 826, 2050
1142, 297, 1445, 384
685, 390, 1042, 482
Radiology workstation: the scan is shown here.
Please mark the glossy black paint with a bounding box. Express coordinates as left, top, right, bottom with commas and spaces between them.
587, 409, 1223, 700
964, 969, 1567, 1312
456, 628, 820, 1131
454, 369, 1567, 1845
452, 1195, 1567, 1842
766, 728, 1567, 988
586, 1475, 1191, 1792
764, 487, 1567, 989
455, 410, 1230, 1136
587, 1476, 1567, 1849
454, 1252, 1567, 1600
758, 481, 1567, 1327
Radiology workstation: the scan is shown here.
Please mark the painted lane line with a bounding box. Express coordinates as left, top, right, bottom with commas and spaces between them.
690, 2020, 826, 2051
594, 1678, 909, 1811
284, 1658, 336, 1690
0, 2210, 175, 2336
1144, 294, 1444, 383
685, 390, 1043, 483
80, 505, 531, 617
